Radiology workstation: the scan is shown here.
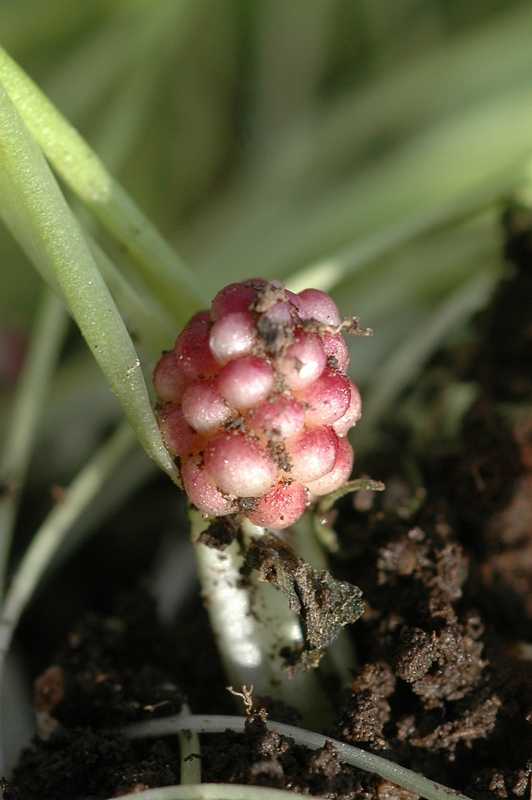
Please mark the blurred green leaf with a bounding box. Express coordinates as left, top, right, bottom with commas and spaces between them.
0, 45, 206, 323
0, 80, 179, 483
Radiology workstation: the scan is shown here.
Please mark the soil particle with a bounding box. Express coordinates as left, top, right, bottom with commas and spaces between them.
330, 520, 493, 752
201, 713, 380, 798
195, 515, 239, 550
376, 782, 419, 800
335, 662, 395, 749
45, 591, 185, 731
13, 729, 181, 800
35, 665, 66, 715
329, 496, 529, 785
245, 533, 364, 669
454, 397, 523, 521
394, 620, 486, 707
10, 590, 219, 800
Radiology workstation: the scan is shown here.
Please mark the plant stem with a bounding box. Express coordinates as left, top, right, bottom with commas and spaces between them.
190, 512, 333, 729
0, 78, 179, 485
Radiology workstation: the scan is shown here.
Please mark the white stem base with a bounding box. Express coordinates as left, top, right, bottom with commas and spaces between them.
191, 512, 332, 728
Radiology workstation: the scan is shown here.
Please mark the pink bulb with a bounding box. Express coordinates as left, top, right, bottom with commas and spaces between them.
333, 381, 362, 436
259, 300, 296, 328
249, 395, 306, 440
210, 282, 260, 321
296, 366, 351, 425
209, 311, 256, 365
217, 356, 274, 409
246, 482, 308, 529
181, 381, 232, 433
285, 426, 339, 484
158, 404, 204, 457
186, 310, 211, 325
204, 431, 276, 497
181, 455, 238, 516
175, 319, 218, 379
322, 331, 350, 371
297, 288, 341, 326
152, 351, 190, 404
284, 290, 305, 316
276, 330, 327, 390
154, 278, 365, 527
306, 437, 354, 496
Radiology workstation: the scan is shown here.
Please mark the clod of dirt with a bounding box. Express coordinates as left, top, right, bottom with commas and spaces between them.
201, 711, 381, 797
11, 591, 188, 800
245, 532, 364, 670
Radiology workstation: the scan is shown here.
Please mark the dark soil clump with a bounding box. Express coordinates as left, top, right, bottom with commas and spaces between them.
201, 714, 380, 797
12, 592, 187, 800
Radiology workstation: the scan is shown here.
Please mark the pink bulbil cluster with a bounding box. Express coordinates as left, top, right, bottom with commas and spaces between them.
153, 279, 362, 529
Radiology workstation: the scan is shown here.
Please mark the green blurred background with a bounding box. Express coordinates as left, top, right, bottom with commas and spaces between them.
2, 0, 532, 438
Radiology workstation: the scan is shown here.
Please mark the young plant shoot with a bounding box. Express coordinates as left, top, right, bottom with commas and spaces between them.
153, 279, 373, 712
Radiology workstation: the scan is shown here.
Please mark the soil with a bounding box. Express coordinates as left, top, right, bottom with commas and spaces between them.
6, 208, 532, 800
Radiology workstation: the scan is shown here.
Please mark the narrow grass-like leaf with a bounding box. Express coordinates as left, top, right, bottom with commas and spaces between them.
87, 3, 194, 173
85, 231, 176, 358
0, 46, 206, 322
294, 3, 532, 191
252, 0, 331, 158
185, 3, 532, 291
0, 0, 96, 55
0, 82, 179, 483
178, 703, 201, 785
